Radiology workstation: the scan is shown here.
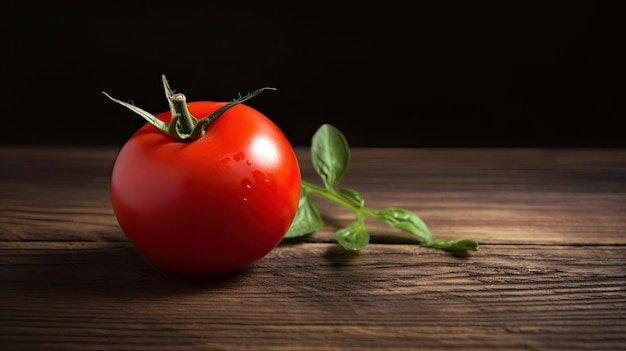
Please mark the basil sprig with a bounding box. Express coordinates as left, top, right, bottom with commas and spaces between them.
285, 124, 479, 253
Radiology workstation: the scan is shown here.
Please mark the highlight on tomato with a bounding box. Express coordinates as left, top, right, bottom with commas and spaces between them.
103, 76, 301, 275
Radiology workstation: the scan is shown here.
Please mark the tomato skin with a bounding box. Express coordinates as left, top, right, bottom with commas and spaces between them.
110, 101, 301, 275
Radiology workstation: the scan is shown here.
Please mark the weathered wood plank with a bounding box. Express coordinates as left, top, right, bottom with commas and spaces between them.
0, 147, 122, 242
2, 147, 624, 244
0, 243, 624, 350
1, 146, 625, 350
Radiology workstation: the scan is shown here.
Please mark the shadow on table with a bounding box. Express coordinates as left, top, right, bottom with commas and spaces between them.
1, 244, 251, 298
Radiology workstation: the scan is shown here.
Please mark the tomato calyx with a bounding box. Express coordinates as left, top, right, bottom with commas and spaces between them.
103, 75, 276, 140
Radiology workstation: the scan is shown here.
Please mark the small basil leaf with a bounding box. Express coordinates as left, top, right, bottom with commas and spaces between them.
424, 239, 479, 251
374, 208, 433, 245
311, 124, 350, 190
284, 192, 323, 238
334, 222, 369, 251
338, 188, 364, 208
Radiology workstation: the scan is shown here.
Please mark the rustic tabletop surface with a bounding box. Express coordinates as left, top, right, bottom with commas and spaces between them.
1, 146, 625, 351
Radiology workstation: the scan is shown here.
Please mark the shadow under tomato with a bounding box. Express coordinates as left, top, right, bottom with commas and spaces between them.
278, 234, 314, 246
1, 244, 251, 299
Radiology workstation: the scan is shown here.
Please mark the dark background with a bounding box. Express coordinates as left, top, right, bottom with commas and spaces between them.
2, 1, 623, 147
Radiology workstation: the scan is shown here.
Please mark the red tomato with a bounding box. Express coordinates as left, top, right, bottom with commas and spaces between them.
110, 101, 301, 275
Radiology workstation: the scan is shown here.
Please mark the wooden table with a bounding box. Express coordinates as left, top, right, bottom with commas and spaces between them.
1, 146, 625, 350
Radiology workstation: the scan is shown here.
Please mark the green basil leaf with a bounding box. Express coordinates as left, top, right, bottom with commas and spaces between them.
455, 239, 479, 251
338, 188, 364, 208
284, 191, 323, 238
334, 221, 369, 251
424, 239, 479, 251
374, 208, 433, 245
311, 124, 350, 190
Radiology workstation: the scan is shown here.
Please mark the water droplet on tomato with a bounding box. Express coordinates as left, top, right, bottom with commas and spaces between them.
246, 159, 252, 166
243, 197, 248, 202
263, 178, 269, 183
233, 151, 245, 162
241, 179, 253, 191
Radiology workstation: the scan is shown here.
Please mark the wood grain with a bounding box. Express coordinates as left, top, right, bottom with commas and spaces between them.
1, 146, 625, 350
1, 243, 624, 351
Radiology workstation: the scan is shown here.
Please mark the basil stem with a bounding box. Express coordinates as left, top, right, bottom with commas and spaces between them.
285, 124, 479, 253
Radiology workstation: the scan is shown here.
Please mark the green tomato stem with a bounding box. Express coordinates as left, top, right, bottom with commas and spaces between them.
169, 93, 196, 136
103, 75, 276, 141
